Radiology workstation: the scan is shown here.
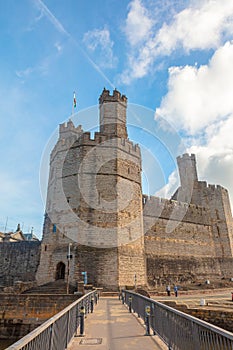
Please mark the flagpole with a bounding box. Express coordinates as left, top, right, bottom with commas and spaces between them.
72, 92, 74, 117
72, 91, 77, 118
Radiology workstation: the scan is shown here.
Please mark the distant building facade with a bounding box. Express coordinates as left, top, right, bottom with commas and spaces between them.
0, 225, 39, 242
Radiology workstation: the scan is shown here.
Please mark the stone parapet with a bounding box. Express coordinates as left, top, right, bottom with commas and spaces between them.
143, 195, 211, 225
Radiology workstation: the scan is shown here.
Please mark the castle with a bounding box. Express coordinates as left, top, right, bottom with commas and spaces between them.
35, 88, 233, 291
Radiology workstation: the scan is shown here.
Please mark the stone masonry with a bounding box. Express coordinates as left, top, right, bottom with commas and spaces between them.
34, 88, 233, 291
36, 89, 146, 290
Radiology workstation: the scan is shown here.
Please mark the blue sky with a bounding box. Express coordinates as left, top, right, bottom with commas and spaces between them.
1, 0, 233, 238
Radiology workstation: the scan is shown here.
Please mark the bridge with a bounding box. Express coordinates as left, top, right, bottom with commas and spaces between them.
6, 290, 233, 350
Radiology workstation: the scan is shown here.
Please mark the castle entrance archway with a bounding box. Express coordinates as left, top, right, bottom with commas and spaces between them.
55, 262, 66, 280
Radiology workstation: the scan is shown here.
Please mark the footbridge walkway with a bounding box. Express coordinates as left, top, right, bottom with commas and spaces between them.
7, 290, 233, 350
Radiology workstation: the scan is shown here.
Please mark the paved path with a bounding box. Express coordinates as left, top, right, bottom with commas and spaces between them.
152, 289, 233, 310
68, 297, 166, 350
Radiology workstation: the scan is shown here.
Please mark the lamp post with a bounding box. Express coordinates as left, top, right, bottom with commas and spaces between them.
134, 273, 137, 290
67, 243, 72, 294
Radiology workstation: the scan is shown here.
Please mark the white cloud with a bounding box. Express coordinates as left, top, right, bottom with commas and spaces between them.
16, 57, 51, 79
155, 41, 233, 207
16, 67, 34, 79
120, 0, 233, 83
156, 170, 179, 198
155, 41, 233, 134
124, 0, 154, 46
187, 116, 233, 208
83, 28, 117, 69
155, 0, 233, 54
54, 42, 62, 53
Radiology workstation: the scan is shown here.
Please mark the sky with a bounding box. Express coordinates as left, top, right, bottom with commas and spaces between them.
1, 0, 233, 238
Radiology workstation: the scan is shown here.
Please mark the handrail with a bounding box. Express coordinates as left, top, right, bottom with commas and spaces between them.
6, 289, 98, 350
122, 290, 233, 350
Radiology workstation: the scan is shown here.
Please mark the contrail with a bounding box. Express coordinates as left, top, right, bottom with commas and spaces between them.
34, 0, 115, 88
35, 0, 68, 36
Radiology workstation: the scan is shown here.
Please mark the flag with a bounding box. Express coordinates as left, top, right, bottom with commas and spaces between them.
73, 92, 77, 108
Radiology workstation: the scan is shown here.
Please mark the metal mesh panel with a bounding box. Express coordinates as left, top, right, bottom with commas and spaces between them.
23, 327, 52, 350
6, 290, 98, 350
123, 290, 233, 350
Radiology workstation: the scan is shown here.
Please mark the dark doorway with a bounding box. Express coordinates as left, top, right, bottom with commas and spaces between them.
55, 262, 66, 280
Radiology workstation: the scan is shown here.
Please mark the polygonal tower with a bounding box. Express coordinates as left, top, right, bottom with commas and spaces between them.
173, 153, 198, 203
36, 89, 146, 290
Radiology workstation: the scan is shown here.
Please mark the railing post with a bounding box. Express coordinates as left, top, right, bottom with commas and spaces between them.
151, 303, 156, 335
65, 309, 70, 347
122, 292, 125, 304
85, 299, 88, 315
75, 304, 79, 336
145, 315, 150, 336
49, 324, 54, 349
129, 296, 132, 313
90, 296, 94, 313
145, 305, 151, 336
79, 306, 85, 336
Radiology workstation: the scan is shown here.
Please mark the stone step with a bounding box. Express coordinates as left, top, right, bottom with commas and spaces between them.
23, 280, 76, 294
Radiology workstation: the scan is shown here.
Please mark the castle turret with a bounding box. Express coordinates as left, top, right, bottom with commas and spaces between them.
173, 153, 233, 258
172, 153, 198, 203
99, 88, 128, 139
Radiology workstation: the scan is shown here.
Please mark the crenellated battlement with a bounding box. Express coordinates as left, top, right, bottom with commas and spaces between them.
142, 194, 210, 225
193, 180, 228, 196
99, 88, 127, 105
50, 127, 141, 165
59, 120, 83, 137
177, 153, 196, 162
73, 131, 141, 157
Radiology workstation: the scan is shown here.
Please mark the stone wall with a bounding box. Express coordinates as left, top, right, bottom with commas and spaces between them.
146, 256, 222, 286
163, 300, 233, 333
143, 195, 211, 226
0, 294, 78, 319
0, 294, 78, 340
0, 242, 41, 288
143, 194, 218, 284
144, 218, 214, 258
77, 245, 118, 289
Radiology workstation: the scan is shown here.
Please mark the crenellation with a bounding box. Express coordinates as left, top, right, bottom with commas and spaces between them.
59, 120, 83, 137
143, 194, 211, 225
121, 139, 141, 157
208, 184, 216, 190
99, 88, 127, 104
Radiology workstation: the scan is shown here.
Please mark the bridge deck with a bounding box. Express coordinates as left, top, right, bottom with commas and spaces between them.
68, 297, 166, 350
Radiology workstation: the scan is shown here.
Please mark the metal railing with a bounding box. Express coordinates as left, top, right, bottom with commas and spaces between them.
6, 290, 98, 350
123, 290, 233, 350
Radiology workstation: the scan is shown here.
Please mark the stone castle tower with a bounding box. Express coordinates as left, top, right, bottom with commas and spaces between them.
173, 153, 233, 258
36, 88, 233, 291
36, 89, 146, 290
